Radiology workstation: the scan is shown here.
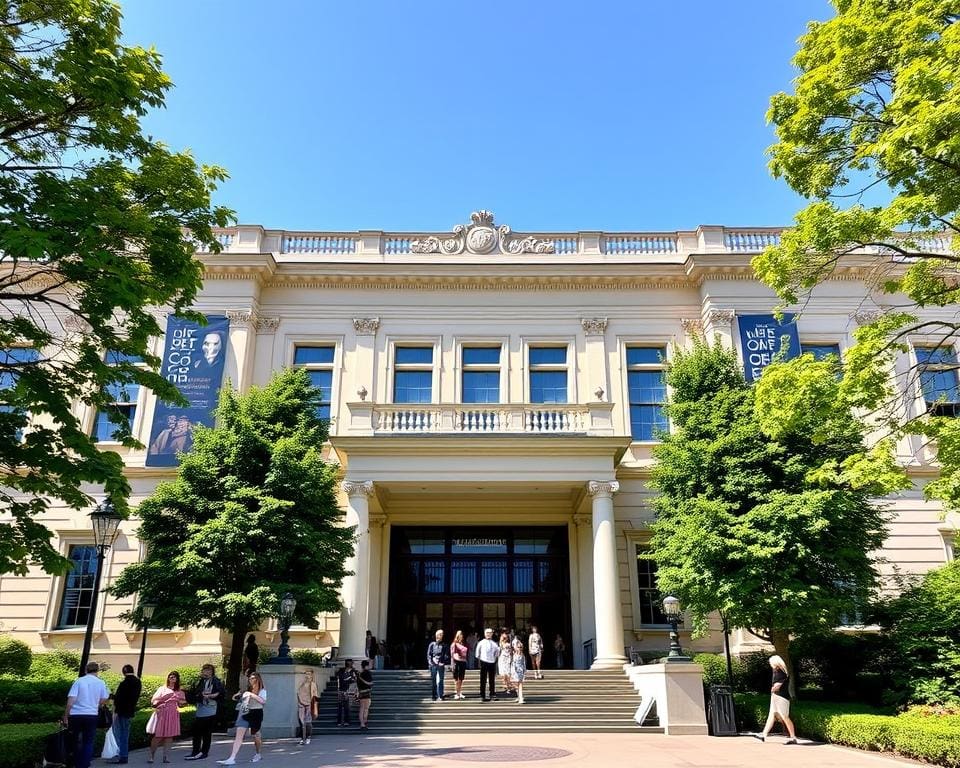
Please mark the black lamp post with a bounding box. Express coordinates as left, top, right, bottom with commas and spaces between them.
79, 498, 123, 675
136, 602, 156, 678
272, 593, 297, 664
662, 595, 691, 662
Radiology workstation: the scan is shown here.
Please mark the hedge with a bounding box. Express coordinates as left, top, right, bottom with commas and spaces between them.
0, 707, 197, 768
735, 694, 960, 767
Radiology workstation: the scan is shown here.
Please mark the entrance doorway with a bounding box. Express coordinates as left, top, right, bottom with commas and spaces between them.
386, 526, 571, 669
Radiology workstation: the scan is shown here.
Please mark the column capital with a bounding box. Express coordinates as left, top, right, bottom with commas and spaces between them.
341, 480, 375, 498
369, 512, 387, 529
255, 316, 280, 334
707, 309, 735, 327
573, 513, 593, 528
226, 309, 256, 327
587, 480, 620, 498
680, 318, 704, 336
581, 317, 608, 336
353, 317, 381, 336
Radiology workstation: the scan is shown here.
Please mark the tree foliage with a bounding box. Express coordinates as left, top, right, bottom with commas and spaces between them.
0, 0, 232, 575
756, 0, 960, 509
110, 369, 354, 692
649, 339, 905, 685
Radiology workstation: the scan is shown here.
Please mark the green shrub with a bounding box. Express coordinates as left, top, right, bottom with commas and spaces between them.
889, 717, 960, 767
292, 649, 326, 666
0, 722, 59, 768
0, 637, 32, 677
0, 677, 72, 723
258, 645, 277, 665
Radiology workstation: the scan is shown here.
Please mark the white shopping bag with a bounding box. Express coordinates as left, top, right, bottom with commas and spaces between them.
102, 727, 119, 760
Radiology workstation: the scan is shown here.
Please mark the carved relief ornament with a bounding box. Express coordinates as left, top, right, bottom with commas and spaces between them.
410, 210, 556, 255
581, 318, 608, 336
353, 317, 381, 335
707, 309, 736, 327
341, 480, 375, 498
680, 318, 704, 335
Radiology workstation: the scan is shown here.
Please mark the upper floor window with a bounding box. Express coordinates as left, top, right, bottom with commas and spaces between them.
636, 547, 668, 626
0, 347, 39, 441
92, 352, 143, 443
462, 347, 500, 404
529, 347, 567, 404
293, 345, 335, 420
801, 343, 841, 361
916, 346, 960, 416
394, 346, 433, 404
627, 347, 667, 441
56, 544, 98, 628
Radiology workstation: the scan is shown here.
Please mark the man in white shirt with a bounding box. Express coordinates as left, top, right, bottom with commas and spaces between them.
63, 661, 110, 768
474, 627, 500, 702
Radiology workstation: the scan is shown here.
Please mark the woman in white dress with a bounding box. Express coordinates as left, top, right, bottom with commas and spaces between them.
510, 637, 527, 704
497, 632, 514, 698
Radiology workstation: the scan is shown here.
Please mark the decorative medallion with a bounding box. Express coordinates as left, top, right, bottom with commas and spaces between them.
411, 211, 556, 255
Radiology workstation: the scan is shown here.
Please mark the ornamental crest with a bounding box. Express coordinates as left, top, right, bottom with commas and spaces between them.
410, 210, 555, 255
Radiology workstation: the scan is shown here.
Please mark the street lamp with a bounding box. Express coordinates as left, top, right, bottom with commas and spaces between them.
136, 602, 156, 678
79, 498, 123, 675
272, 592, 297, 664
662, 595, 691, 662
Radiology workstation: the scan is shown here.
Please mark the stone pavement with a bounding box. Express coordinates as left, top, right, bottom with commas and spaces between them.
129, 732, 922, 768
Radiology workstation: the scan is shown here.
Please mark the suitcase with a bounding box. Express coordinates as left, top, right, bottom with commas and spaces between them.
43, 724, 71, 768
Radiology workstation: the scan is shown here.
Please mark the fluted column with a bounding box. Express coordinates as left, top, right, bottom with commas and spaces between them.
339, 480, 374, 660
589, 480, 628, 669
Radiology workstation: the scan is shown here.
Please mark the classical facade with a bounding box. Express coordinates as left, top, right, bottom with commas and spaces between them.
1, 212, 957, 673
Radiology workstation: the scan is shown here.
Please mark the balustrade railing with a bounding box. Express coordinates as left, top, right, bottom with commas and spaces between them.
369, 403, 594, 435
603, 234, 678, 254
281, 233, 357, 254
723, 229, 782, 251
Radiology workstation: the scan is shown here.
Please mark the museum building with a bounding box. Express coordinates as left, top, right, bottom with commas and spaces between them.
0, 211, 957, 673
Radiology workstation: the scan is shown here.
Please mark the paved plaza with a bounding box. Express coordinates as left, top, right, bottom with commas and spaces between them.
131, 732, 921, 768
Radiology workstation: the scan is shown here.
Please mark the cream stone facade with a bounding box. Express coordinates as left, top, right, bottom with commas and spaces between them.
1, 212, 957, 673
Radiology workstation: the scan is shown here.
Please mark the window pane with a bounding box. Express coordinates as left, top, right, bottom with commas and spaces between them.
422, 560, 445, 593
801, 344, 841, 361
451, 536, 507, 555
627, 347, 665, 366
630, 404, 668, 441
408, 533, 445, 554
538, 560, 559, 592
0, 347, 39, 388
463, 347, 500, 365
57, 545, 97, 628
628, 370, 665, 404
105, 381, 140, 404
462, 371, 499, 404
480, 561, 507, 592
637, 551, 667, 625
530, 371, 567, 403
92, 406, 135, 442
394, 371, 433, 403
916, 347, 958, 366
104, 352, 143, 365
395, 347, 433, 365
306, 369, 332, 402
451, 561, 477, 593
921, 369, 960, 403
514, 537, 550, 554
513, 560, 534, 593
529, 347, 566, 366
294, 346, 335, 365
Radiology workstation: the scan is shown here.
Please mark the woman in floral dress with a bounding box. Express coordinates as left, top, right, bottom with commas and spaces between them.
510, 637, 527, 704
149, 671, 187, 763
497, 632, 514, 698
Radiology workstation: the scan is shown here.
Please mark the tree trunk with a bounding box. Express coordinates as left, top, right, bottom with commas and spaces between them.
225, 622, 248, 699
770, 628, 795, 699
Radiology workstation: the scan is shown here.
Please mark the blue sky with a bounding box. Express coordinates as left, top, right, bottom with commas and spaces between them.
119, 1, 832, 232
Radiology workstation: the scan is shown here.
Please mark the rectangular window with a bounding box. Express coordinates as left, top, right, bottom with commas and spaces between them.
57, 545, 98, 628
92, 354, 144, 443
529, 346, 567, 404
462, 346, 500, 404
917, 346, 960, 416
393, 346, 434, 404
0, 347, 39, 441
627, 346, 667, 441
801, 343, 841, 361
293, 345, 335, 420
636, 548, 667, 626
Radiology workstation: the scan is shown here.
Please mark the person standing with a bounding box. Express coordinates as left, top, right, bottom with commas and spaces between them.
356, 660, 373, 730
218, 672, 267, 765
186, 664, 225, 760
554, 634, 566, 669
296, 670, 318, 745
335, 660, 357, 727
365, 630, 379, 667
528, 626, 544, 680
243, 635, 259, 676
108, 664, 141, 764
475, 628, 499, 702
511, 637, 527, 704
62, 661, 110, 768
427, 629, 449, 702
754, 655, 798, 744
497, 632, 514, 698
450, 630, 468, 700
149, 671, 186, 763
465, 630, 478, 670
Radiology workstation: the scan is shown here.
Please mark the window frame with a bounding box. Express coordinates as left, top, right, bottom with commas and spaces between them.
44, 533, 116, 634
799, 341, 842, 362
389, 339, 440, 405
458, 341, 507, 404
913, 343, 960, 416
0, 346, 40, 440
524, 339, 574, 404
292, 343, 337, 421
91, 353, 148, 444
625, 344, 668, 443
625, 537, 671, 630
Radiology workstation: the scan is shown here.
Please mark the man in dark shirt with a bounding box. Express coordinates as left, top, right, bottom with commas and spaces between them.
426, 629, 450, 702
335, 660, 357, 727
109, 665, 142, 764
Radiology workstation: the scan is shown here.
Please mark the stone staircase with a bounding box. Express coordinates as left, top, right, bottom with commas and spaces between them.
311, 669, 662, 734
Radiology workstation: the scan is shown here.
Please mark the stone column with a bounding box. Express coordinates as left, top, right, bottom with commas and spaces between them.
573, 513, 596, 669
339, 480, 374, 660
588, 480, 628, 669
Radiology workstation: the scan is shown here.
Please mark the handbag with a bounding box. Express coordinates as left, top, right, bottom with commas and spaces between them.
97, 704, 113, 730
101, 727, 119, 760
145, 711, 158, 735
236, 696, 251, 717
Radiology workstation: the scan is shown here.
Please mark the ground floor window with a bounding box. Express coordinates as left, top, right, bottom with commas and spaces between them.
636, 546, 667, 626
56, 544, 98, 628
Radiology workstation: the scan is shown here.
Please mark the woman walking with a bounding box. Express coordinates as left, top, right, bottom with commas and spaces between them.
497, 632, 514, 698
754, 655, 797, 744
356, 660, 373, 730
450, 630, 468, 700
528, 625, 543, 679
296, 670, 318, 746
218, 672, 267, 764
510, 637, 527, 704
148, 672, 186, 764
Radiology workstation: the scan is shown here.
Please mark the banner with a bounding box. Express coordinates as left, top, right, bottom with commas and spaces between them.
737, 313, 801, 383
145, 315, 230, 467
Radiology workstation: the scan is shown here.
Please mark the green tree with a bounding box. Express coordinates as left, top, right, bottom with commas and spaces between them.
0, 0, 232, 576
757, 0, 960, 509
648, 339, 904, 690
110, 369, 354, 692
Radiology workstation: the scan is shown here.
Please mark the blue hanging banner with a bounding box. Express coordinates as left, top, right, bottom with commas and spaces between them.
145, 315, 230, 467
737, 313, 801, 383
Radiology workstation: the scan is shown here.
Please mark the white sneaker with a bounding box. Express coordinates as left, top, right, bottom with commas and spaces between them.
251, 755, 262, 763
297, 740, 304, 746
216, 761, 235, 766
305, 739, 311, 745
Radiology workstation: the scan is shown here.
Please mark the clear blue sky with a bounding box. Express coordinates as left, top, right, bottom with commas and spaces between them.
119, 1, 832, 232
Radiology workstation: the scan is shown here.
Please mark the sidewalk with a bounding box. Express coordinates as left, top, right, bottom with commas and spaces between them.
132, 731, 922, 768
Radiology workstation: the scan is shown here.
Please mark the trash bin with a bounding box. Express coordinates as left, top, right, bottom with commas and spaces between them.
708, 685, 738, 736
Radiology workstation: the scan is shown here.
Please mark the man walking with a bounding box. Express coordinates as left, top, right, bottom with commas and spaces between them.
108, 664, 141, 764
475, 628, 500, 702
186, 663, 225, 760
63, 662, 110, 768
427, 629, 449, 702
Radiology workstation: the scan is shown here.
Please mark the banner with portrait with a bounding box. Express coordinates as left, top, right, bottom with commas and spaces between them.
736, 313, 801, 383
145, 315, 230, 467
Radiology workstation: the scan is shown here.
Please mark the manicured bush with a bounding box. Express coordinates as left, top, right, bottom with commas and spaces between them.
0, 677, 72, 724
0, 722, 59, 768
29, 650, 79, 680
0, 637, 32, 677
695, 651, 774, 694
292, 649, 326, 666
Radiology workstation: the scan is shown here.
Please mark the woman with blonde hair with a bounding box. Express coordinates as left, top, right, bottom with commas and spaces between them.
510, 637, 527, 704
296, 669, 318, 745
754, 655, 797, 744
218, 671, 267, 764
497, 632, 514, 698
450, 630, 469, 700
